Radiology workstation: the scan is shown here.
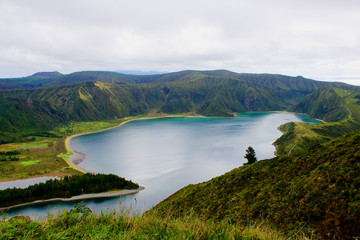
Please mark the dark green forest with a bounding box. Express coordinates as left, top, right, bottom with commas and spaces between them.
0, 173, 139, 208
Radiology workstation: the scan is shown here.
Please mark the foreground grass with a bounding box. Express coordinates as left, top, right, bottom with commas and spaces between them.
0, 205, 309, 240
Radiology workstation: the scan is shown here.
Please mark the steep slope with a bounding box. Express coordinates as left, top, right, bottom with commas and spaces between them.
0, 96, 66, 143
156, 73, 285, 116
2, 82, 159, 122
2, 74, 286, 120
152, 130, 360, 239
152, 70, 360, 105
275, 88, 360, 155
291, 87, 349, 122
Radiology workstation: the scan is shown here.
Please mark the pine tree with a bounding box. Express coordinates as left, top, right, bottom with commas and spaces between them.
244, 146, 257, 164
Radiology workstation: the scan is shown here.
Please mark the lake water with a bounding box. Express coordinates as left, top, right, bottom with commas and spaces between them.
3, 112, 319, 219
0, 177, 58, 190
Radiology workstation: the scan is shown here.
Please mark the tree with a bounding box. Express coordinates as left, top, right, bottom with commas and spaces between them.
244, 146, 257, 164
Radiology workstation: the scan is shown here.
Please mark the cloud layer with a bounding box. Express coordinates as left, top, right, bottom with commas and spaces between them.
1, 0, 360, 85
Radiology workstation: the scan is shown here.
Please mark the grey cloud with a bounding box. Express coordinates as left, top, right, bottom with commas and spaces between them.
0, 0, 359, 85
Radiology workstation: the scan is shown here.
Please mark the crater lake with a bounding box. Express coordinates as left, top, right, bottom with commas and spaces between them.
4, 112, 319, 218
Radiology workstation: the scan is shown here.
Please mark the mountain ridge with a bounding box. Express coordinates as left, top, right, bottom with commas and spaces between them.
2, 70, 360, 146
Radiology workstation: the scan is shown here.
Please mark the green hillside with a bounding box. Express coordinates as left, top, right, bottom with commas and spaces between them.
2, 70, 360, 152
1, 74, 286, 125
275, 87, 360, 155
0, 96, 66, 143
152, 130, 360, 239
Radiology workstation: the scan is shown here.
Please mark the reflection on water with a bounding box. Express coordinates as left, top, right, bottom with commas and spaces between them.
4, 113, 319, 219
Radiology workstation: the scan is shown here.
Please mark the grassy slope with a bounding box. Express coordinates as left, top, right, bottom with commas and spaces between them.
275, 88, 360, 156
1, 74, 286, 122
0, 206, 310, 240
151, 130, 360, 239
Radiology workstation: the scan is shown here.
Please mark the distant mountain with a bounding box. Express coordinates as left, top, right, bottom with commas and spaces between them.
0, 80, 24, 90
2, 69, 360, 145
116, 70, 168, 75
1, 70, 359, 93
31, 71, 63, 79
0, 72, 63, 89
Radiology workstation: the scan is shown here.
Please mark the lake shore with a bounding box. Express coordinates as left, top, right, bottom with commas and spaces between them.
0, 114, 200, 183
0, 186, 145, 212
64, 115, 199, 173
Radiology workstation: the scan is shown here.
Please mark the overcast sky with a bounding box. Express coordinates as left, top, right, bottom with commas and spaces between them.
1, 0, 360, 85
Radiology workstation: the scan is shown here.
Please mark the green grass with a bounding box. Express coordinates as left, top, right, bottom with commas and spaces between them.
19, 160, 40, 166
13, 140, 53, 151
0, 205, 309, 240
0, 137, 80, 181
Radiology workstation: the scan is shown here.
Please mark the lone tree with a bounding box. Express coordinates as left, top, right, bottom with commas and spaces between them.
244, 146, 257, 164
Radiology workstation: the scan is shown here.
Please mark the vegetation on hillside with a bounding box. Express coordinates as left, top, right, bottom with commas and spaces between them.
0, 173, 138, 208
152, 130, 360, 239
0, 203, 311, 240
275, 87, 360, 155
2, 70, 360, 146
0, 135, 80, 180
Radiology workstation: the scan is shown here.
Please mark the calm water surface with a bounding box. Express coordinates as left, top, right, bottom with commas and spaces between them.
0, 177, 57, 190
4, 112, 319, 219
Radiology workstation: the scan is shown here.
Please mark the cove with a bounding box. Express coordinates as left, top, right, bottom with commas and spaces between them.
4, 112, 319, 219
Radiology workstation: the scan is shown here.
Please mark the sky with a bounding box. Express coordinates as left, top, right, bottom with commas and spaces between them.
1, 0, 360, 85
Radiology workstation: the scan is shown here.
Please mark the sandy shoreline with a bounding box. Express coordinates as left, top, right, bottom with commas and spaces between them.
64, 118, 139, 173
0, 186, 145, 212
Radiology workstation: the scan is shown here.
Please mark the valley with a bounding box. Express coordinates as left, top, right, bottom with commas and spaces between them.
1, 70, 360, 239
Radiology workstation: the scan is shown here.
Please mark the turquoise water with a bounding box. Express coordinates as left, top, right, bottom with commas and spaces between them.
4, 112, 319, 219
